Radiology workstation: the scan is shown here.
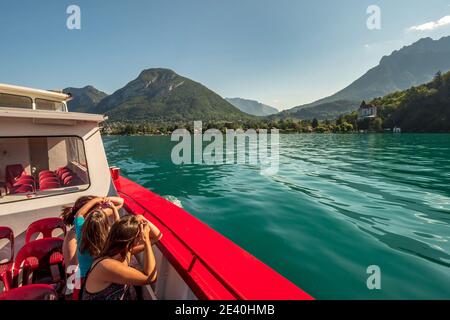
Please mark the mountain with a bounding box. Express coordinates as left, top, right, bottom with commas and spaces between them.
275, 100, 359, 120
94, 68, 251, 122
285, 36, 450, 118
63, 86, 108, 113
225, 98, 278, 116
370, 71, 450, 132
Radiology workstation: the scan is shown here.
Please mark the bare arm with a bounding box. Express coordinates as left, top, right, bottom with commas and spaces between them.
76, 197, 103, 218
142, 230, 157, 283
130, 244, 145, 256
110, 203, 121, 222
98, 225, 157, 286
106, 196, 124, 210
97, 256, 157, 286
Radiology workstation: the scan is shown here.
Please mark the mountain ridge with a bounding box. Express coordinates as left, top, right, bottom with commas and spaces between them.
65, 68, 252, 122
225, 97, 278, 116
284, 36, 450, 118
63, 85, 108, 113
95, 68, 251, 121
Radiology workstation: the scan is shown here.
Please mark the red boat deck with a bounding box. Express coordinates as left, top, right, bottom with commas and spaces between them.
112, 171, 313, 300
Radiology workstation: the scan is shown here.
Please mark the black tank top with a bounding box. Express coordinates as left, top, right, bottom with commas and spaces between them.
80, 258, 130, 300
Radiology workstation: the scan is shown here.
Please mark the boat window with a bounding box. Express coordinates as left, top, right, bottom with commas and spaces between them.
0, 93, 33, 109
35, 99, 66, 111
0, 136, 90, 204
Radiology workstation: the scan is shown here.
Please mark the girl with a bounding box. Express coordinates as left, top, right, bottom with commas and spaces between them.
74, 196, 124, 278
80, 215, 161, 300
61, 196, 95, 278
61, 195, 96, 297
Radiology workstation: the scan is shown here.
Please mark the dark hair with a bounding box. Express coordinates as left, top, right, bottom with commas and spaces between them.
80, 209, 110, 257
60, 195, 96, 226
99, 215, 141, 259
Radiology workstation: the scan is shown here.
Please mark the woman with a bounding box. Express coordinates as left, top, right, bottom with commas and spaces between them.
61, 196, 95, 271
74, 196, 123, 278
61, 195, 95, 296
80, 215, 161, 300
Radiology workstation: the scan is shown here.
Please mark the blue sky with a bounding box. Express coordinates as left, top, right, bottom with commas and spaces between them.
1, 0, 450, 110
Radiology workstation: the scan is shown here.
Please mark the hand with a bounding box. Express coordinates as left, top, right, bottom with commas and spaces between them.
147, 221, 162, 243
134, 215, 162, 243
100, 200, 115, 209
139, 222, 151, 245
135, 215, 146, 223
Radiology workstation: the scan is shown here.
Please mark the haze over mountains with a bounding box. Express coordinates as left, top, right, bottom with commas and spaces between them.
65, 36, 450, 122
280, 36, 450, 119
225, 98, 278, 116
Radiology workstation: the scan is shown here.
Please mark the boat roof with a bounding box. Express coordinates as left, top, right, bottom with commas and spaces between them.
0, 107, 106, 124
0, 83, 106, 124
0, 83, 72, 102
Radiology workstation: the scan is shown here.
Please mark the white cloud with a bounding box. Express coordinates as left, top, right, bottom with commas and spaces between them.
408, 15, 450, 32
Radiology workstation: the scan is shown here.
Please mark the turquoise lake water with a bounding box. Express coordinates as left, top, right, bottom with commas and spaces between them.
103, 134, 450, 299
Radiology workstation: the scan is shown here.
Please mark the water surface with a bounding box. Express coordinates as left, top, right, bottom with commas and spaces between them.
104, 134, 450, 299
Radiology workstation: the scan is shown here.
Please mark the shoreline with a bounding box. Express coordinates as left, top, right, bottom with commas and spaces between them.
101, 131, 449, 137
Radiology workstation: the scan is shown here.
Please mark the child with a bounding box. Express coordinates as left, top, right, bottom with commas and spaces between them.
61, 195, 96, 297
74, 196, 124, 278
81, 215, 161, 300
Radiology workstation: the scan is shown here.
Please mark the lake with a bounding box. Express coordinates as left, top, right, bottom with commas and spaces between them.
103, 134, 450, 299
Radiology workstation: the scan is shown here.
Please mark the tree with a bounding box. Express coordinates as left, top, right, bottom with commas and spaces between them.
433, 71, 443, 89
312, 118, 319, 129
372, 118, 383, 132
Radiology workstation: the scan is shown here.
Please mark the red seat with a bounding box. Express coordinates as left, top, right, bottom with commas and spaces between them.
57, 168, 71, 179
0, 227, 14, 291
39, 177, 59, 185
12, 238, 64, 288
0, 284, 57, 300
13, 177, 34, 185
25, 218, 67, 244
63, 176, 78, 186
39, 170, 54, 176
5, 164, 27, 185
61, 171, 73, 181
40, 181, 61, 190
55, 167, 68, 174
13, 178, 36, 192
39, 171, 56, 180
11, 184, 33, 194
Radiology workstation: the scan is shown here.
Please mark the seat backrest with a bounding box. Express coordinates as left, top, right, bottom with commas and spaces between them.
0, 284, 57, 300
39, 171, 56, 179
39, 177, 59, 184
5, 164, 25, 184
56, 167, 68, 174
57, 168, 71, 178
0, 226, 14, 264
40, 181, 60, 191
13, 238, 64, 275
61, 171, 73, 181
25, 218, 67, 244
63, 176, 77, 186
12, 184, 33, 194
13, 178, 35, 187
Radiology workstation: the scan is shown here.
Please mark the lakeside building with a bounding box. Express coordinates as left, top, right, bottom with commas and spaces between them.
357, 101, 377, 120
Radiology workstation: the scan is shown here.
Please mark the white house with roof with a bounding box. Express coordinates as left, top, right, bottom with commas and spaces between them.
357, 101, 377, 120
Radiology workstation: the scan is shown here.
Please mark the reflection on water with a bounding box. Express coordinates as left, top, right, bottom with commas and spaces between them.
104, 134, 450, 299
